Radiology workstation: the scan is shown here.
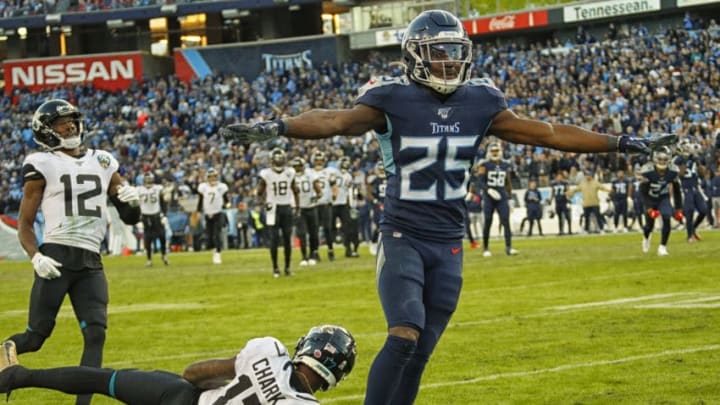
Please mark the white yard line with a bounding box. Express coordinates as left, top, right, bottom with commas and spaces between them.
324, 344, 720, 403
547, 292, 699, 311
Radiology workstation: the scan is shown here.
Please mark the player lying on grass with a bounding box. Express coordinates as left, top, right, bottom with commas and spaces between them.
0, 325, 356, 405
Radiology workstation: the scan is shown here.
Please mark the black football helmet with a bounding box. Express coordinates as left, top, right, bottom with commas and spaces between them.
339, 156, 351, 171
402, 10, 472, 95
293, 325, 356, 391
270, 148, 286, 170
653, 146, 672, 170
487, 143, 502, 161
31, 99, 84, 150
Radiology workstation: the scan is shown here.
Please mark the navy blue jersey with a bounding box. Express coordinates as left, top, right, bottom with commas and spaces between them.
640, 163, 679, 202
550, 180, 569, 204
478, 159, 512, 200
611, 178, 631, 201
524, 189, 542, 206
370, 176, 387, 204
673, 155, 701, 190
356, 76, 507, 240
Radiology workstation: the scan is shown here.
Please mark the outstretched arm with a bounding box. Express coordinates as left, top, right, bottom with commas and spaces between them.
284, 104, 386, 138
182, 357, 236, 390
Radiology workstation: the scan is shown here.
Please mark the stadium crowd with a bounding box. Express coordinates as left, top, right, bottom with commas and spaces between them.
2, 19, 720, 252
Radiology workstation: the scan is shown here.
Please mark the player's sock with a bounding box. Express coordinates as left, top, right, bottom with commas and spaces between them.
364, 335, 416, 405
388, 352, 429, 405
14, 366, 113, 395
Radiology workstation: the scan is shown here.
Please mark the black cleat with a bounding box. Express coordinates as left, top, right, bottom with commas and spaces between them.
284, 268, 293, 276
328, 250, 335, 262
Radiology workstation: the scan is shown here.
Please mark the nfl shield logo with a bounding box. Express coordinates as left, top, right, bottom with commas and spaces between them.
437, 107, 452, 119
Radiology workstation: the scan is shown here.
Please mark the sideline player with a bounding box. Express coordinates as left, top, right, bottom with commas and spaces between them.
6, 99, 140, 405
477, 142, 517, 256
196, 168, 229, 264
640, 146, 683, 256
220, 10, 676, 404
138, 173, 169, 266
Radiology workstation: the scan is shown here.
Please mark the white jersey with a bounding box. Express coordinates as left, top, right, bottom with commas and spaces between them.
23, 149, 118, 253
294, 170, 318, 208
198, 182, 229, 216
312, 167, 339, 205
260, 167, 296, 206
198, 337, 319, 405
332, 171, 353, 206
137, 184, 163, 215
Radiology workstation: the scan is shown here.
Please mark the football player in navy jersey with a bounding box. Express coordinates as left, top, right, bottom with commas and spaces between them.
630, 170, 646, 231
550, 172, 572, 235
523, 180, 544, 237
640, 147, 683, 256
367, 162, 387, 255
673, 141, 708, 242
610, 169, 632, 233
220, 10, 676, 404
477, 142, 517, 256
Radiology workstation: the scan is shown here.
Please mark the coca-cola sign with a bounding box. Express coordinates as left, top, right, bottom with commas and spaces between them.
463, 10, 548, 35
4, 52, 143, 95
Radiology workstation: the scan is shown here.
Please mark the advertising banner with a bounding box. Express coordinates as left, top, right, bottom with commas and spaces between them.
563, 0, 661, 22
462, 10, 549, 35
4, 52, 143, 95
677, 0, 720, 6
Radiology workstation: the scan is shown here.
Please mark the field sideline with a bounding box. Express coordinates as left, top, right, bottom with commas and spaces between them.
1, 230, 719, 404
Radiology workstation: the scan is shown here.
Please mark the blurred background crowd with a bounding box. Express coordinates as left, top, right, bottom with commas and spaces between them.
2, 18, 720, 252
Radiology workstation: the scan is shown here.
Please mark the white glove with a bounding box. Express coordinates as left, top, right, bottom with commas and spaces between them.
116, 184, 139, 205
31, 253, 62, 279
160, 215, 169, 227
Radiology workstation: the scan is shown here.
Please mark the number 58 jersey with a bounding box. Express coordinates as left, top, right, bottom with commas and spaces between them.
356, 76, 508, 240
22, 150, 119, 253
198, 337, 319, 405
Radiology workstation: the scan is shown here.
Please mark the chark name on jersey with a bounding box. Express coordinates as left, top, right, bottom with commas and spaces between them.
252, 358, 286, 404
430, 122, 460, 134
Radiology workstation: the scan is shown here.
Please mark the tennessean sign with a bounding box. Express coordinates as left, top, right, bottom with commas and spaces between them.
462, 10, 548, 35
4, 52, 143, 95
563, 0, 661, 22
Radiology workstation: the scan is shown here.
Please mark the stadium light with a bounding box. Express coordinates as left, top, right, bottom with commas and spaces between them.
17, 27, 27, 39
221, 9, 242, 19
160, 4, 177, 16
46, 13, 61, 25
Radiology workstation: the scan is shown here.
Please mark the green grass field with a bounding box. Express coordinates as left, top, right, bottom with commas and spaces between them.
2, 230, 719, 404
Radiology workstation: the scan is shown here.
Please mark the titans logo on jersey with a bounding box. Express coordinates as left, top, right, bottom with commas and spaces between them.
356, 76, 507, 240
640, 162, 679, 201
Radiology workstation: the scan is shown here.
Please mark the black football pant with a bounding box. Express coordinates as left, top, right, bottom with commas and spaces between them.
295, 207, 319, 261
142, 214, 167, 260
205, 213, 224, 253
268, 205, 293, 271
316, 203, 334, 253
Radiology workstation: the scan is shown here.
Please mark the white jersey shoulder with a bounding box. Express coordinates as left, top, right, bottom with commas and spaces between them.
667, 163, 680, 174
260, 167, 296, 206
198, 337, 319, 405
138, 184, 164, 215
358, 75, 409, 98
198, 182, 229, 216
294, 170, 319, 208
24, 149, 119, 253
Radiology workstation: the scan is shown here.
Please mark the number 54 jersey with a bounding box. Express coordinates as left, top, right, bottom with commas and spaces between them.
198, 337, 319, 405
22, 149, 119, 253
356, 76, 507, 240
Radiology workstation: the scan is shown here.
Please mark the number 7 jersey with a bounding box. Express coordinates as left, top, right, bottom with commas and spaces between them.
22, 149, 119, 253
356, 76, 507, 240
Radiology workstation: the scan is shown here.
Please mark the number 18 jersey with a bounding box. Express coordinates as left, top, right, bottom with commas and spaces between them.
22, 149, 119, 253
198, 337, 319, 405
356, 76, 507, 240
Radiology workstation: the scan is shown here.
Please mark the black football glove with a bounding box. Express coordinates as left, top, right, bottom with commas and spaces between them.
219, 120, 285, 143
618, 133, 678, 154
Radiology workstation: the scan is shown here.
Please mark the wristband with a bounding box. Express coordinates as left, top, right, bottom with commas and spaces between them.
274, 119, 286, 136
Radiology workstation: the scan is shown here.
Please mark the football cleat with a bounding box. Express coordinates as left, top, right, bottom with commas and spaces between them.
145, 260, 152, 267
506, 248, 519, 256
284, 268, 293, 276
657, 245, 669, 256
483, 250, 492, 257
642, 236, 651, 253
470, 241, 480, 249
162, 255, 169, 266
299, 260, 308, 267
693, 232, 702, 241
273, 269, 281, 278
0, 341, 18, 372
212, 252, 222, 265
307, 258, 317, 266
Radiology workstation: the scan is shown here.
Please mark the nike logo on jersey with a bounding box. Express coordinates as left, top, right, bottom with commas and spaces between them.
451, 247, 462, 255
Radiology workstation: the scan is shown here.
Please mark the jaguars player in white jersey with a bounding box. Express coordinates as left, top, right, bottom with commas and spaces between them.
291, 157, 321, 266
258, 148, 297, 277
138, 173, 169, 267
197, 168, 229, 264
4, 99, 140, 405
311, 151, 340, 261
333, 156, 359, 258
0, 325, 356, 405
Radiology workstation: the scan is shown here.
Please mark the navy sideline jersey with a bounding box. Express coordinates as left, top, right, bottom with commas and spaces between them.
356, 76, 507, 240
673, 155, 701, 190
640, 162, 679, 202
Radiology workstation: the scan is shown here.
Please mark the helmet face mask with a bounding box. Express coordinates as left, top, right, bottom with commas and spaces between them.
340, 157, 351, 171
312, 152, 327, 170
206, 168, 218, 185
293, 325, 357, 391
402, 10, 473, 95
291, 157, 305, 174
488, 143, 502, 161
271, 148, 286, 171
144, 174, 155, 186
32, 99, 84, 151
653, 146, 671, 170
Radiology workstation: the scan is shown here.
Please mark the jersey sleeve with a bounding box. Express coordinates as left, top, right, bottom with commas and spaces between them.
356, 76, 401, 111
468, 78, 509, 117
221, 183, 229, 195
22, 154, 46, 183
236, 337, 290, 370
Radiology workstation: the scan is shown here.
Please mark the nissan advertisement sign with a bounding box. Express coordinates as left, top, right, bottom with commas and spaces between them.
462, 10, 549, 36
4, 52, 143, 95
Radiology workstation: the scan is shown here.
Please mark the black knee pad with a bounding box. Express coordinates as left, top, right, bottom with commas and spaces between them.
81, 324, 106, 346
